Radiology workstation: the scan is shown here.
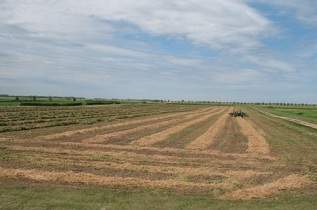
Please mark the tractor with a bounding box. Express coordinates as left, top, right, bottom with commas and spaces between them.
229, 110, 247, 118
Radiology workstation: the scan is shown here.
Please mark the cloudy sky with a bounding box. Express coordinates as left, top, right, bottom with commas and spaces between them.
0, 0, 316, 103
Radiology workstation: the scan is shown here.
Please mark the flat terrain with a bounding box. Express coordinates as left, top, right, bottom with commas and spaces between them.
0, 104, 317, 210
259, 105, 317, 124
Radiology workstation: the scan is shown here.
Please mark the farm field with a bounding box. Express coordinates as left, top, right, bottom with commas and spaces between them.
0, 104, 317, 210
258, 105, 317, 124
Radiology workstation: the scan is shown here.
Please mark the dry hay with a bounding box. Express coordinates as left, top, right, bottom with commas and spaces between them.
236, 117, 270, 155
223, 174, 313, 200
84, 108, 218, 144
37, 107, 213, 141
0, 137, 11, 142
83, 117, 184, 144
5, 145, 265, 168
131, 108, 225, 146
0, 167, 232, 191
1, 106, 314, 201
14, 152, 271, 180
186, 108, 232, 150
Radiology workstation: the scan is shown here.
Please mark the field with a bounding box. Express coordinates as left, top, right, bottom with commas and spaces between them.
259, 105, 317, 124
0, 104, 317, 210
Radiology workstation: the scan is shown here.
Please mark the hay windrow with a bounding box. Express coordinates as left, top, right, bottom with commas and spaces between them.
186, 108, 231, 150
0, 167, 232, 191
223, 174, 313, 200
83, 108, 217, 144
131, 108, 225, 146
0, 137, 11, 142
236, 118, 270, 155
37, 107, 213, 141
5, 145, 265, 168
15, 152, 270, 180
1, 105, 314, 201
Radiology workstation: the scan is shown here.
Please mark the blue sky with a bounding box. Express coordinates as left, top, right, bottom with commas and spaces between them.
0, 0, 316, 103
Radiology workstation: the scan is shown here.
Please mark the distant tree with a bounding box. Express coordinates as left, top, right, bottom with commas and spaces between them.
73, 97, 77, 102
49, 96, 52, 102
32, 96, 36, 101
15, 96, 19, 101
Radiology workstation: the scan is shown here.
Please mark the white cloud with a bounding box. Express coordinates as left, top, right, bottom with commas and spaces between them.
0, 0, 271, 50
246, 55, 295, 73
212, 68, 264, 84
164, 56, 205, 67
250, 0, 317, 25
1, 0, 315, 102
87, 44, 149, 58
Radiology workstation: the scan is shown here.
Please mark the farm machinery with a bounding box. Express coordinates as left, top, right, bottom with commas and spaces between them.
229, 110, 247, 118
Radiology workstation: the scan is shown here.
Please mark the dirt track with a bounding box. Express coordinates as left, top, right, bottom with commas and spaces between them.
256, 109, 317, 130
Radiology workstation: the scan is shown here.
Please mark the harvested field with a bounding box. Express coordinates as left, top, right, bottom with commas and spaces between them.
131, 108, 225, 146
223, 174, 312, 200
209, 117, 248, 153
0, 104, 316, 209
186, 108, 231, 150
236, 117, 270, 155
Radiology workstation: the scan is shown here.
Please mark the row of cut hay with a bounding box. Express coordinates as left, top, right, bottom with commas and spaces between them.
0, 165, 311, 199
61, 142, 276, 161
206, 116, 248, 154
0, 155, 174, 181
1, 141, 311, 200
83, 108, 220, 144
3, 135, 275, 162
0, 167, 232, 193
223, 174, 312, 200
153, 111, 226, 149
35, 107, 214, 141
185, 107, 271, 157
236, 117, 270, 155
185, 108, 232, 150
4, 145, 268, 171
131, 108, 226, 146
17, 152, 272, 183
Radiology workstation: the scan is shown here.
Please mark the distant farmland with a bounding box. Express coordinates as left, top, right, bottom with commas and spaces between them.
0, 103, 316, 209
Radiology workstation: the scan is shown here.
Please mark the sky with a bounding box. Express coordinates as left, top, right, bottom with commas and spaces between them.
0, 0, 316, 103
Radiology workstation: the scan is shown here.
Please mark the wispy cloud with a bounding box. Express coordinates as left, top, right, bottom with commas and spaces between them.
250, 0, 317, 25
1, 0, 272, 51
0, 0, 316, 102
